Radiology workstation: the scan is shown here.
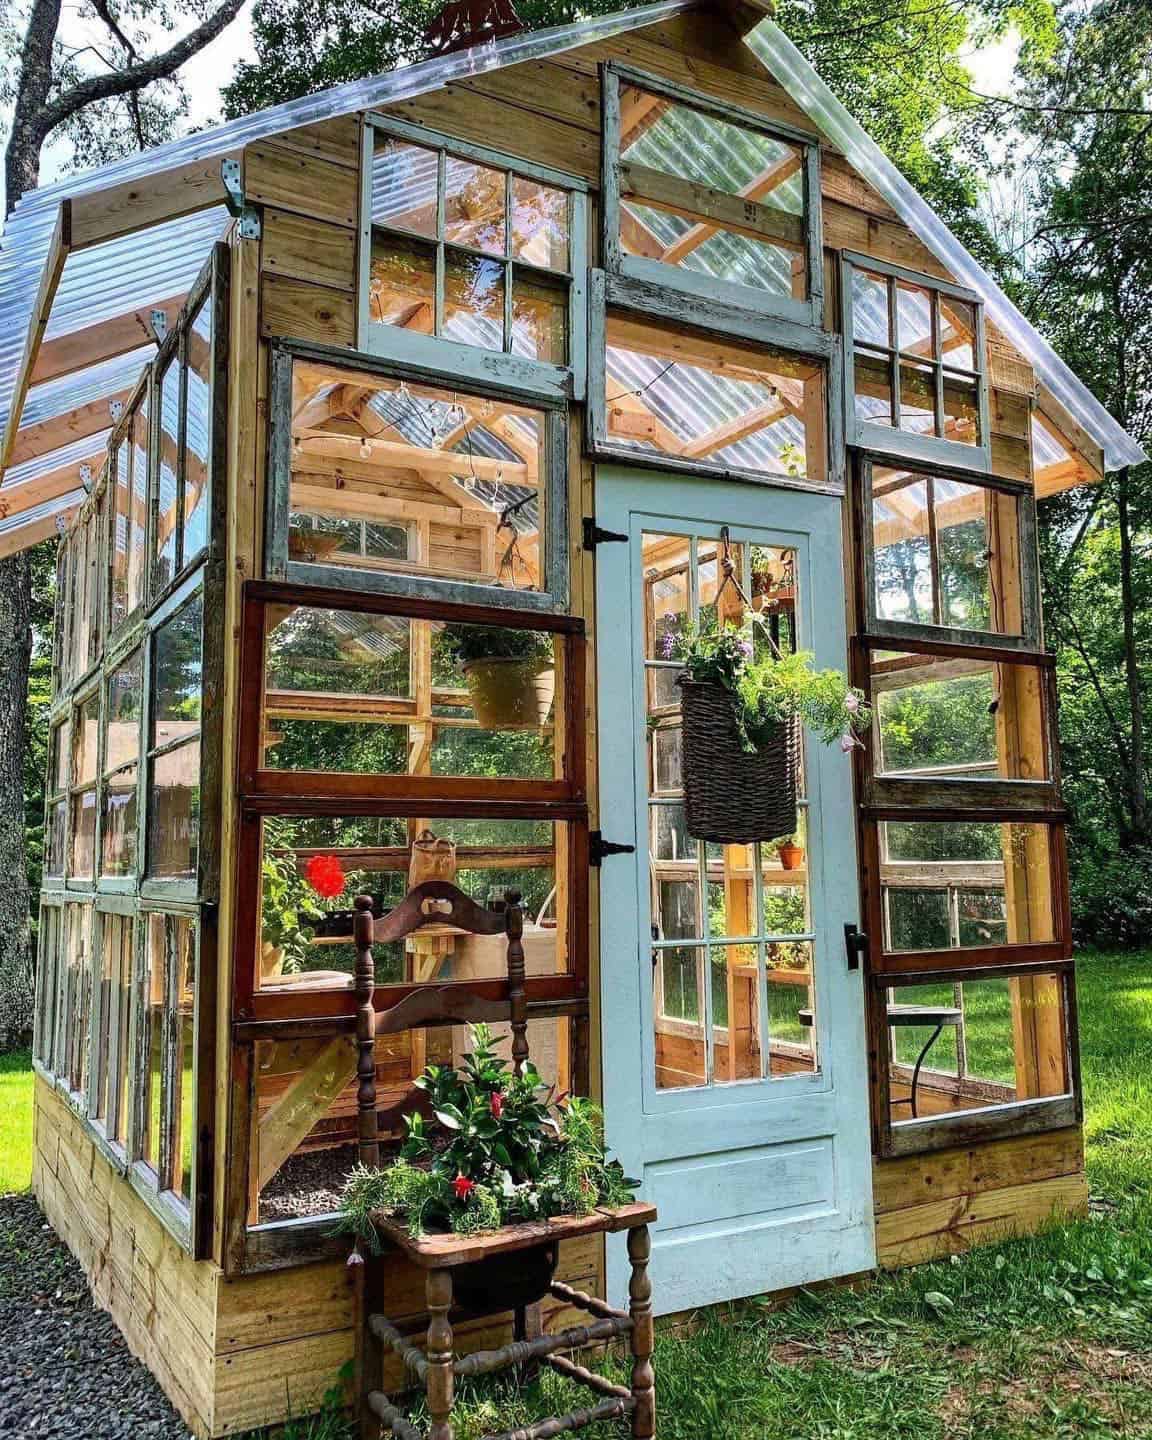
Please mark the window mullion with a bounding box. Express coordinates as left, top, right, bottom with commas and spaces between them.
434, 149, 446, 338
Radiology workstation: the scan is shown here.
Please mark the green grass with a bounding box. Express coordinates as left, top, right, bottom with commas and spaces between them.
0, 1049, 34, 1194
9, 951, 1152, 1438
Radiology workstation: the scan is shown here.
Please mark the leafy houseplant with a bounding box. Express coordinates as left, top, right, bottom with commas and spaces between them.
260, 827, 353, 980
339, 1025, 635, 1252
442, 626, 556, 730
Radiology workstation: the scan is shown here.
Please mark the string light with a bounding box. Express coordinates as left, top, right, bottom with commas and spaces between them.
359, 440, 372, 459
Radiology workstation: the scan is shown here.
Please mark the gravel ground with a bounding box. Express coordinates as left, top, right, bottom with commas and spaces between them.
259, 1143, 358, 1223
0, 1192, 193, 1439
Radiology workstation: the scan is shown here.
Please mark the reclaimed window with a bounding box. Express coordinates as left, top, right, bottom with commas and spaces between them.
45, 719, 69, 878
101, 647, 143, 878
269, 348, 568, 610
603, 65, 822, 328
592, 310, 829, 489
147, 586, 203, 884
843, 254, 989, 467
138, 910, 198, 1208
34, 903, 64, 1069
69, 690, 100, 881
108, 387, 149, 632
362, 118, 587, 389
91, 909, 135, 1145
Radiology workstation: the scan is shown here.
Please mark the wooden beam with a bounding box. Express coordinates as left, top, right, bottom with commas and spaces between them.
0, 201, 71, 477
662, 153, 801, 266
0, 451, 99, 521
290, 482, 485, 527
680, 397, 790, 458
607, 313, 818, 385
619, 162, 805, 252
256, 1035, 357, 1191
9, 388, 127, 469
295, 433, 531, 486
1035, 390, 1105, 487
68, 155, 238, 250
0, 501, 79, 559
32, 291, 184, 387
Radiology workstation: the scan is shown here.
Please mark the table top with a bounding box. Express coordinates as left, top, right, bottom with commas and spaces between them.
798, 1004, 962, 1028
372, 1200, 658, 1269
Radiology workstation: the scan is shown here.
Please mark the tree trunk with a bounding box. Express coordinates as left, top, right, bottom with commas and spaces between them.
1115, 464, 1149, 846
0, 553, 35, 1048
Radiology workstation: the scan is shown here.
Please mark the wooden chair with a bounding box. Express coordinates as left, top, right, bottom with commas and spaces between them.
348, 885, 657, 1440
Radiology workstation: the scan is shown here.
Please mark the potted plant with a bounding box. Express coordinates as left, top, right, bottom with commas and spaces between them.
339, 1024, 635, 1309
442, 626, 555, 730
260, 832, 352, 981
668, 618, 870, 846
777, 835, 805, 870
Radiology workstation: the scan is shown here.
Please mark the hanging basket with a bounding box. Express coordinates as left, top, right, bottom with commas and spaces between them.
677, 677, 799, 845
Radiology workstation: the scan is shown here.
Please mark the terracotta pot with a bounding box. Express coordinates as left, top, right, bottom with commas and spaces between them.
260, 941, 285, 982
463, 658, 555, 730
778, 841, 804, 871
453, 1241, 559, 1316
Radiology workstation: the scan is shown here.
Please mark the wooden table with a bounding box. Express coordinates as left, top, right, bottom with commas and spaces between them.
354, 1202, 658, 1440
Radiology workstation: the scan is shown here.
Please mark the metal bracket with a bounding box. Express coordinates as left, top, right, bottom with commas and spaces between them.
150, 309, 168, 342
582, 517, 628, 550
589, 831, 636, 867
844, 923, 869, 971
237, 207, 261, 240
109, 399, 124, 425
221, 157, 261, 238
79, 464, 93, 489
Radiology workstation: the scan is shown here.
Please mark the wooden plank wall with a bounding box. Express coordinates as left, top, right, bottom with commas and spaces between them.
873, 1128, 1088, 1268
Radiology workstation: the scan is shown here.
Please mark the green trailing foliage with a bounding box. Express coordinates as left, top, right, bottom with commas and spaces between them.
339, 1024, 635, 1244
669, 617, 871, 752
440, 626, 553, 666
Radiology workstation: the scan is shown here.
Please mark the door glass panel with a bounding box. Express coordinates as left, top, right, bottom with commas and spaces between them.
640, 527, 816, 1090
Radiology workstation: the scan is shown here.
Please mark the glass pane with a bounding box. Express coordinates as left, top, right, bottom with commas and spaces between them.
113, 915, 134, 1146
144, 913, 167, 1173
368, 232, 436, 330
854, 347, 894, 427
898, 361, 936, 435
153, 592, 203, 738
93, 914, 119, 1124
511, 178, 569, 269
50, 721, 69, 794
872, 477, 932, 623
851, 268, 890, 347
619, 86, 806, 300
172, 918, 197, 1205
939, 296, 977, 372
110, 441, 130, 629
155, 361, 181, 594
289, 360, 549, 593
606, 314, 824, 482
184, 301, 212, 562
266, 606, 412, 700
443, 248, 505, 349
257, 815, 565, 992
511, 271, 567, 364
766, 940, 816, 1077
935, 478, 992, 628
46, 799, 67, 876
128, 399, 149, 613
942, 370, 981, 446
105, 648, 142, 771
896, 281, 934, 356
873, 652, 1049, 780
72, 694, 99, 787
654, 946, 707, 1089
65, 905, 91, 1095
881, 821, 1055, 951
371, 137, 439, 236
149, 741, 200, 881
712, 943, 760, 1083
101, 765, 138, 877
444, 157, 506, 254
888, 973, 1069, 1126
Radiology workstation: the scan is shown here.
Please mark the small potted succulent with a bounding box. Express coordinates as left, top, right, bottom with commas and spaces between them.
260, 833, 353, 981
669, 617, 870, 846
442, 626, 555, 730
339, 1025, 635, 1310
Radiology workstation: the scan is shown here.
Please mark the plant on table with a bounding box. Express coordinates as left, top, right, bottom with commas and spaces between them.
340, 1024, 635, 1246
667, 617, 872, 755
261, 823, 357, 975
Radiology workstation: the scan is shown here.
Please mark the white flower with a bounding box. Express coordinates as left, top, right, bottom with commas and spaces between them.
840, 732, 859, 753
844, 692, 861, 714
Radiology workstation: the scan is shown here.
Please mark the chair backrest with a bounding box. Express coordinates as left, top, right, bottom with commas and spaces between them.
351, 883, 528, 1168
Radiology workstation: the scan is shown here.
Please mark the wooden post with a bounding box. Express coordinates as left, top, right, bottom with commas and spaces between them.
425, 1267, 455, 1440
353, 1254, 383, 1440
627, 1224, 655, 1440
354, 895, 380, 1168
505, 889, 529, 1077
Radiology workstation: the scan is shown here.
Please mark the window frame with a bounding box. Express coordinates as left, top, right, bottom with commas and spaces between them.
856, 451, 1041, 651
67, 681, 101, 889
359, 114, 589, 402
587, 270, 844, 496
868, 960, 1081, 1157
842, 252, 991, 471
98, 635, 145, 890
106, 370, 151, 640
600, 63, 826, 333
265, 338, 571, 613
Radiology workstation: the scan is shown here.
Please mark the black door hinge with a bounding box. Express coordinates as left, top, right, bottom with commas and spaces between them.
590, 830, 636, 866
844, 923, 869, 971
582, 517, 629, 550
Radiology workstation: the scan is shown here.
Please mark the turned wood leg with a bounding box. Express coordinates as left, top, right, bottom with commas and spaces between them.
514, 1301, 543, 1387
354, 1257, 384, 1440
426, 1268, 455, 1440
627, 1225, 655, 1439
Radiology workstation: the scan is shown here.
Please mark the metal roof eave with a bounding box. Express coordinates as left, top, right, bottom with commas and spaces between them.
744, 21, 1145, 472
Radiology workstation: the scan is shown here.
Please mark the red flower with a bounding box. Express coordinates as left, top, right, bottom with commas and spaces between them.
305, 853, 346, 900
489, 1091, 504, 1120
453, 1175, 476, 1201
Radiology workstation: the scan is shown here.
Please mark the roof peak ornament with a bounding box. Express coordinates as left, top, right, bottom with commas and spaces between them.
423, 0, 525, 58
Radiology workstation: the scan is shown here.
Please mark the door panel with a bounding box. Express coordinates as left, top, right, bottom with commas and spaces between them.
595, 467, 875, 1311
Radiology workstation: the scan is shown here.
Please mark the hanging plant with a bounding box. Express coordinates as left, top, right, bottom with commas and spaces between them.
442, 626, 555, 730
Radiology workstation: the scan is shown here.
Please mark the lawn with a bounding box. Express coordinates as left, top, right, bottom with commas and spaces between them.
0, 1049, 33, 1194
6, 953, 1152, 1439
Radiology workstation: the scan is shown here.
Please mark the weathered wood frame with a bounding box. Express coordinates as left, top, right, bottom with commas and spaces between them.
586, 269, 845, 495
867, 960, 1082, 1157
600, 62, 826, 333
840, 252, 993, 473
264, 338, 572, 613
855, 450, 1042, 651
358, 113, 590, 404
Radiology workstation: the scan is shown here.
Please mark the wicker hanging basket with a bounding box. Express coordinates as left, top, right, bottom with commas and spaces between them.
677, 676, 799, 845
